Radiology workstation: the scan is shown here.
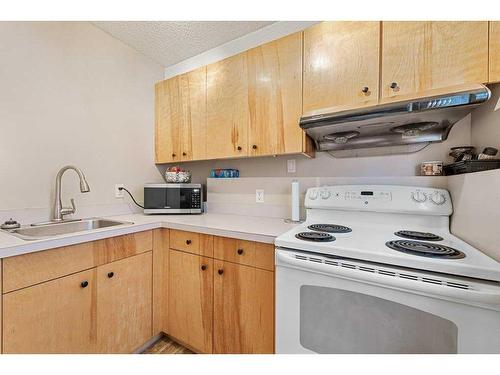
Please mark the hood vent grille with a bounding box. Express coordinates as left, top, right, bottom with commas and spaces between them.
300, 84, 490, 153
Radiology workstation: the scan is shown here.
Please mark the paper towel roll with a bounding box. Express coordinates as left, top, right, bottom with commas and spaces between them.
291, 180, 300, 222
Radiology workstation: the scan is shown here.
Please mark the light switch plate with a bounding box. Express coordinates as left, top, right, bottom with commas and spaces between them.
287, 159, 296, 173
256, 189, 264, 203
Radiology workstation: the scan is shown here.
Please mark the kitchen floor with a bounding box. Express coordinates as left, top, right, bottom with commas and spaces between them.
143, 336, 194, 354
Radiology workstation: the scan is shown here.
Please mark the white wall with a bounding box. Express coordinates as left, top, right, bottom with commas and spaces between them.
0, 22, 165, 218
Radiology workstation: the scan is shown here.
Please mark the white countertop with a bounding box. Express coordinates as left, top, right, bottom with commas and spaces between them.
0, 213, 298, 259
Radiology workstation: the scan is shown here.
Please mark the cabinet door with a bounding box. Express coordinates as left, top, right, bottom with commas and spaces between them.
213, 261, 274, 354
490, 21, 500, 83
303, 21, 380, 112
247, 32, 303, 156
179, 67, 207, 161
3, 269, 97, 353
382, 21, 489, 100
97, 252, 152, 353
168, 249, 213, 353
206, 53, 249, 159
155, 77, 182, 163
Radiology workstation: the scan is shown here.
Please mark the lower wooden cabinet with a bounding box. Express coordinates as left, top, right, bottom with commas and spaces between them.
168, 249, 213, 353
3, 269, 97, 354
97, 252, 153, 353
213, 261, 274, 354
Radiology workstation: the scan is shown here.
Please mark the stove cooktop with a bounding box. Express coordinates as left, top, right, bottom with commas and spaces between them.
276, 221, 500, 281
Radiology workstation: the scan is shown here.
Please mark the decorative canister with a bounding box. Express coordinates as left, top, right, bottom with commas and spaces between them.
420, 161, 443, 176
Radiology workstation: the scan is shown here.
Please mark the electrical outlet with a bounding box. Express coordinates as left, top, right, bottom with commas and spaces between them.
115, 184, 124, 198
287, 159, 296, 173
256, 189, 264, 203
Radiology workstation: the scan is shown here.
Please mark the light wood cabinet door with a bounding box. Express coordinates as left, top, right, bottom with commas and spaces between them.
489, 21, 500, 83
381, 21, 489, 100
155, 77, 181, 163
3, 269, 97, 353
97, 252, 152, 353
303, 21, 380, 112
206, 53, 249, 159
247, 32, 303, 156
168, 249, 213, 353
179, 67, 207, 161
213, 261, 274, 354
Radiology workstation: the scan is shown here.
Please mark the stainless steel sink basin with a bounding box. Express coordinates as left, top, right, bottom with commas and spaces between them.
3, 218, 133, 241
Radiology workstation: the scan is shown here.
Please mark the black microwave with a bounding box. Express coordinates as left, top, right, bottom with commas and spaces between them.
143, 183, 202, 214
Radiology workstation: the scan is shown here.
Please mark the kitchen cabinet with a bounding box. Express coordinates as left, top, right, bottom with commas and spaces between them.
303, 21, 380, 112
3, 269, 97, 353
155, 67, 207, 163
213, 261, 274, 354
489, 21, 500, 83
247, 32, 304, 156
381, 21, 489, 100
206, 53, 249, 159
168, 249, 213, 353
97, 252, 152, 354
153, 229, 169, 335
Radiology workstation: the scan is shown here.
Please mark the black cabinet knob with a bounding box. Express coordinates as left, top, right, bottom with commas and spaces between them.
390, 82, 398, 90
361, 86, 369, 93
252, 145, 257, 150
107, 272, 114, 278
172, 153, 176, 157
201, 265, 207, 271
186, 239, 192, 245
237, 249, 244, 255
80, 281, 89, 288
182, 152, 187, 156
218, 269, 224, 275
237, 146, 242, 151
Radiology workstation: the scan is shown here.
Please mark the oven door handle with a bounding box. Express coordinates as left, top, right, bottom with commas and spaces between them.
276, 250, 500, 305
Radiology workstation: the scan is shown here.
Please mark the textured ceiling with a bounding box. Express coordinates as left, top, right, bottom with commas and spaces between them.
92, 21, 275, 67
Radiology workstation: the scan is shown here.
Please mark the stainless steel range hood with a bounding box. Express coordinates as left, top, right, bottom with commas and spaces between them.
300, 84, 491, 152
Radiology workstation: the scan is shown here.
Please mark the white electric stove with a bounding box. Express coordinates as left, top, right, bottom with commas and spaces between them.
275, 185, 500, 354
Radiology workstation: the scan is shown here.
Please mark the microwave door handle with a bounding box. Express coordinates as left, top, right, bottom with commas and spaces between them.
276, 250, 500, 305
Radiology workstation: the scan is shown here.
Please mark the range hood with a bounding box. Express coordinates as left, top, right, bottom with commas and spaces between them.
300, 84, 491, 152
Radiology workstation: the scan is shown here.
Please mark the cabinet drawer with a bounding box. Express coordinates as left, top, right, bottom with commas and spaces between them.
213, 237, 274, 271
2, 230, 153, 293
169, 229, 213, 257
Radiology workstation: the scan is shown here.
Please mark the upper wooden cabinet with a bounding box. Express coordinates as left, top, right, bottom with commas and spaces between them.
247, 32, 303, 156
155, 67, 207, 163
489, 21, 500, 83
206, 53, 249, 159
381, 21, 489, 100
97, 252, 152, 354
303, 21, 380, 112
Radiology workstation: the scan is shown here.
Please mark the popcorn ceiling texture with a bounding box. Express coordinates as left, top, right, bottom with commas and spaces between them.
92, 21, 275, 67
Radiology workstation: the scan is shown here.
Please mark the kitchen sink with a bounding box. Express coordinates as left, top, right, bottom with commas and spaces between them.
3, 218, 133, 241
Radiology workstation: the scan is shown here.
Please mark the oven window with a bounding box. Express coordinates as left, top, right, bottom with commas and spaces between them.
299, 285, 458, 354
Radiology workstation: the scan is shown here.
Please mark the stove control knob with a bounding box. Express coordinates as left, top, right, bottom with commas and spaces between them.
320, 189, 331, 199
411, 191, 427, 203
430, 192, 446, 205
308, 189, 318, 200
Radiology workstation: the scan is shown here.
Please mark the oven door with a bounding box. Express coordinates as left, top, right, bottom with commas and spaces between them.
276, 249, 500, 354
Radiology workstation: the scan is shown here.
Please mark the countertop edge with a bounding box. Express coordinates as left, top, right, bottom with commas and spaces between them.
0, 215, 283, 259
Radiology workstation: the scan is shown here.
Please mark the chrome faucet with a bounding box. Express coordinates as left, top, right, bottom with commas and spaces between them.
53, 166, 90, 221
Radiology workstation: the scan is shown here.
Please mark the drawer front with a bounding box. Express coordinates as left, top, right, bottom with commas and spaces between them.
169, 229, 213, 257
213, 237, 275, 271
3, 230, 153, 293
